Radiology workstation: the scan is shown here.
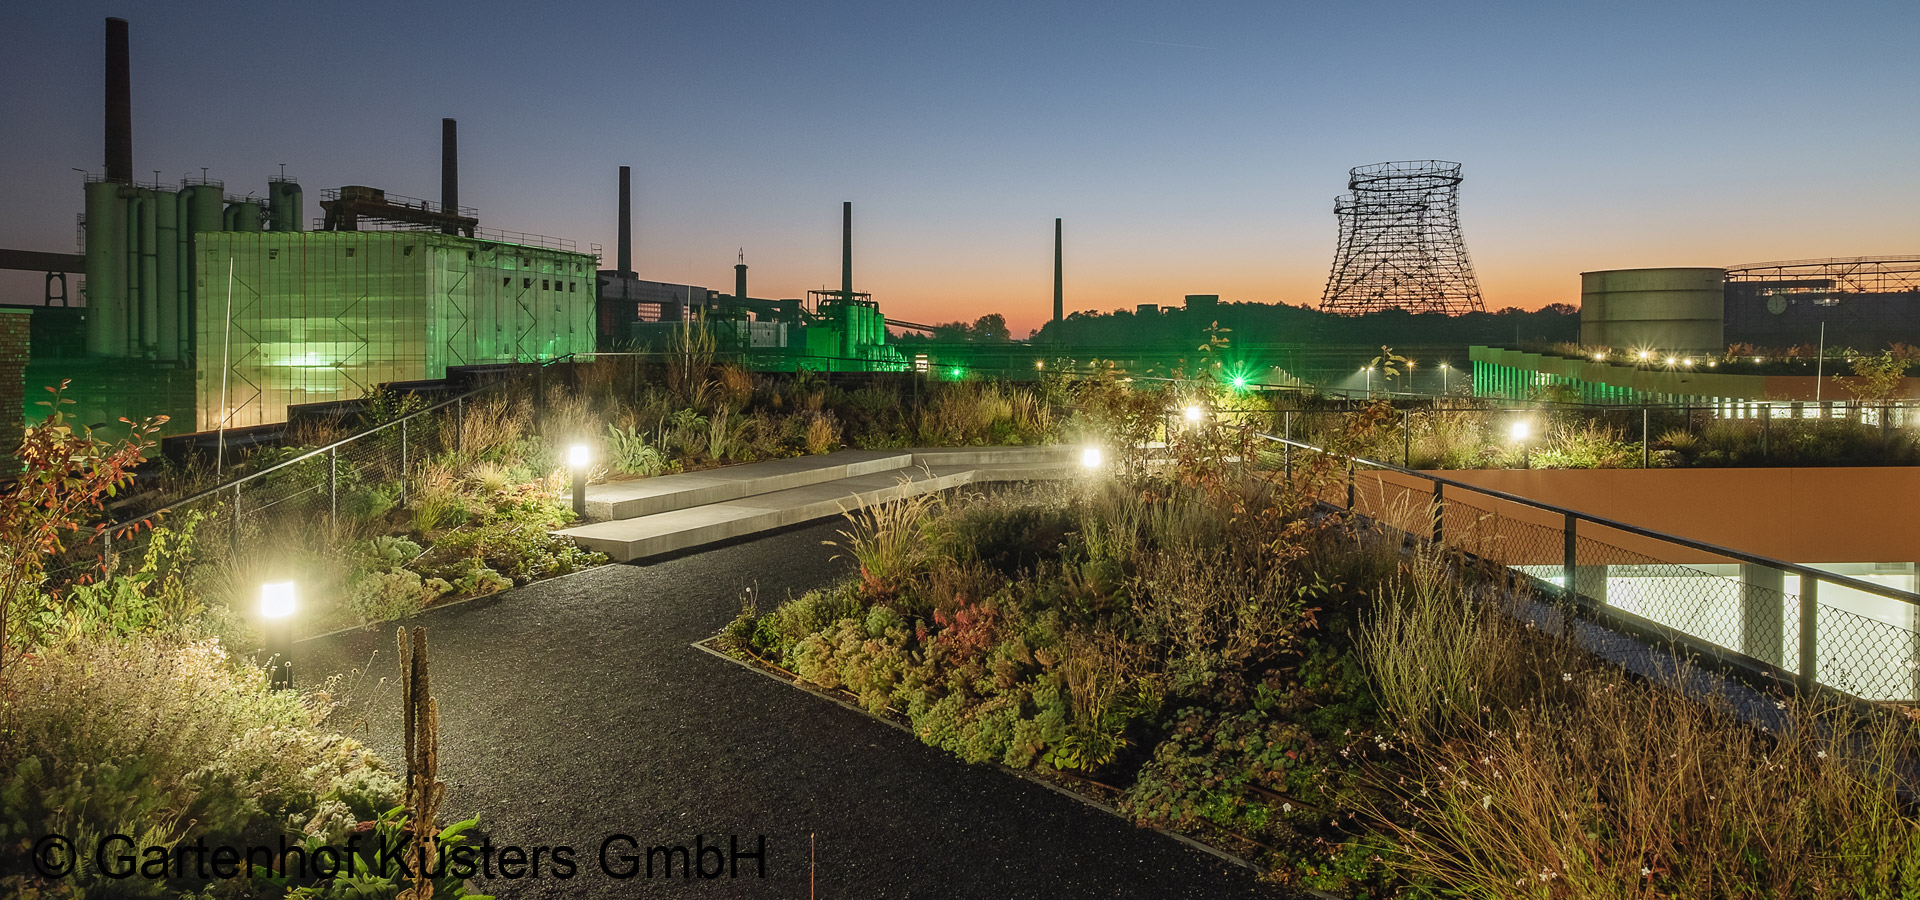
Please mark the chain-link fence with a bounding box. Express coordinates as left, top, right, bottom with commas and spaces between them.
1261, 433, 1920, 705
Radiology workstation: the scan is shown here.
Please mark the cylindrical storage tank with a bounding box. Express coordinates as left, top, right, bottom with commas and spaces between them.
84, 180, 128, 357
182, 185, 224, 355
135, 188, 160, 355
268, 180, 303, 232
1579, 267, 1725, 354
154, 189, 180, 360
236, 199, 265, 232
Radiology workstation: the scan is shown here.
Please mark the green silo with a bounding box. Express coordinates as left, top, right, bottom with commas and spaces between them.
154, 188, 180, 360
84, 179, 127, 357
268, 179, 303, 232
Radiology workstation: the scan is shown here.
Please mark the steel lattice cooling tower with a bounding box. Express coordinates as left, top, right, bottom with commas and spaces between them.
1319, 160, 1485, 316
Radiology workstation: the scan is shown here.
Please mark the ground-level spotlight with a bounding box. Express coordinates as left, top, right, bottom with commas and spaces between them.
261, 581, 295, 689
1034, 360, 1045, 370
1184, 404, 1204, 424
568, 442, 591, 517
1080, 446, 1104, 470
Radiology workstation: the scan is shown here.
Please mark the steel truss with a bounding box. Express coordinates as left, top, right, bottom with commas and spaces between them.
1320, 160, 1485, 315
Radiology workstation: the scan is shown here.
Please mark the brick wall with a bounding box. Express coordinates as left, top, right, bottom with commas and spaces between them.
0, 309, 29, 454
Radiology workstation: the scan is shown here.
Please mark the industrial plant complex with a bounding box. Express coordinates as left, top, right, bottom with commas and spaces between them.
0, 18, 1917, 445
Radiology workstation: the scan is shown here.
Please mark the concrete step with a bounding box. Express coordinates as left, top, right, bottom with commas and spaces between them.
581, 449, 913, 520
909, 446, 1078, 467
557, 461, 1070, 563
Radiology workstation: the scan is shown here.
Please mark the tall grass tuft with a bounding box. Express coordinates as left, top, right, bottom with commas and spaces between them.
823, 484, 944, 596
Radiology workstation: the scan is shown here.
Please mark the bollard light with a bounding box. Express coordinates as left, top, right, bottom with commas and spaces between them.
1034, 360, 1045, 370
260, 581, 296, 619
1184, 404, 1203, 424
1080, 446, 1104, 470
261, 581, 295, 690
1509, 420, 1533, 469
567, 443, 590, 518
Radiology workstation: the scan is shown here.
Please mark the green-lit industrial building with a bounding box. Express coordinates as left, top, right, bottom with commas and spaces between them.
197, 231, 596, 430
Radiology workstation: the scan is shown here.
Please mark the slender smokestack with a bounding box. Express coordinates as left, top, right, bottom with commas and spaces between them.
841, 201, 852, 300
440, 118, 458, 235
618, 166, 632, 276
105, 18, 132, 184
735, 259, 747, 301
1053, 218, 1063, 324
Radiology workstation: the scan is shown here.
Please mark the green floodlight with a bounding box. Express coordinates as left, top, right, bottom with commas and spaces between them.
950, 366, 964, 380
1231, 374, 1249, 390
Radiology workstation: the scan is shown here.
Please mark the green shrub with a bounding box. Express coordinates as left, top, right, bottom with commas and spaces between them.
0, 636, 398, 897
606, 423, 673, 476
754, 586, 864, 662
345, 568, 448, 624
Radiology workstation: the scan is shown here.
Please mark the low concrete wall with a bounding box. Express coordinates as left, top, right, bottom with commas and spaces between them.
1355, 466, 1920, 565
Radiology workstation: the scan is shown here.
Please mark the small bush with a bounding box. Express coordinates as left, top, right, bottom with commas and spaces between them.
0, 636, 399, 897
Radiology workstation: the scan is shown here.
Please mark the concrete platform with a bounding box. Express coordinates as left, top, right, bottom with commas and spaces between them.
559, 448, 1072, 563
582, 449, 914, 520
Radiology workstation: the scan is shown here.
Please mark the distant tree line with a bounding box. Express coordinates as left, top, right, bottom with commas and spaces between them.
1023, 300, 1580, 348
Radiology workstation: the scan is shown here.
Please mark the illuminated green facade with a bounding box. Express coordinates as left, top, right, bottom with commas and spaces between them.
195, 231, 595, 429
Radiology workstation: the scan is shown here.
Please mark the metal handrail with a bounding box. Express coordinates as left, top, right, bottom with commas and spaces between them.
106, 353, 581, 536
1255, 431, 1920, 610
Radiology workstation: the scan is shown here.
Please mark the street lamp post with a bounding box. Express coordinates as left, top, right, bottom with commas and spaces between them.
261, 581, 295, 689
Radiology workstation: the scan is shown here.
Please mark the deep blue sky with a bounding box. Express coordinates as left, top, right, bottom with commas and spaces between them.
4, 1, 1916, 333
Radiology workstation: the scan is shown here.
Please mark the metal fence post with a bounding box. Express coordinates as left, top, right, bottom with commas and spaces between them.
1761, 405, 1771, 459
399, 418, 409, 508
1282, 410, 1293, 479
230, 483, 241, 557
328, 446, 339, 535
1431, 482, 1444, 545
1402, 408, 1411, 467
1563, 513, 1578, 604
1641, 405, 1650, 468
455, 396, 465, 456
1798, 577, 1819, 693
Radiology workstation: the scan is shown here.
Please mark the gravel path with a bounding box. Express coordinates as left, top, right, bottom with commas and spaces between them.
302, 521, 1286, 899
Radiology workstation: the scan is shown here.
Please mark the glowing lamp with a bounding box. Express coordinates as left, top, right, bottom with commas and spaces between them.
1508, 420, 1531, 442
568, 443, 591, 469
1080, 446, 1104, 469
1184, 405, 1203, 423
260, 581, 296, 619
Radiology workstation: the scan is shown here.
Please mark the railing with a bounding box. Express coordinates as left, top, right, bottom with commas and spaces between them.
50, 355, 590, 583
1270, 400, 1920, 470
1257, 432, 1920, 705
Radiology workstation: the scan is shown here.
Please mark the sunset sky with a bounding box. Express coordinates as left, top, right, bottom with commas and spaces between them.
3, 1, 1916, 336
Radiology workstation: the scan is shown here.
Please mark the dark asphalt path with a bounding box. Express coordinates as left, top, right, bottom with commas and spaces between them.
304, 521, 1284, 899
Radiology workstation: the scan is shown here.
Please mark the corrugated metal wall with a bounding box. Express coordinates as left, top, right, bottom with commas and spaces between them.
196, 232, 594, 430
